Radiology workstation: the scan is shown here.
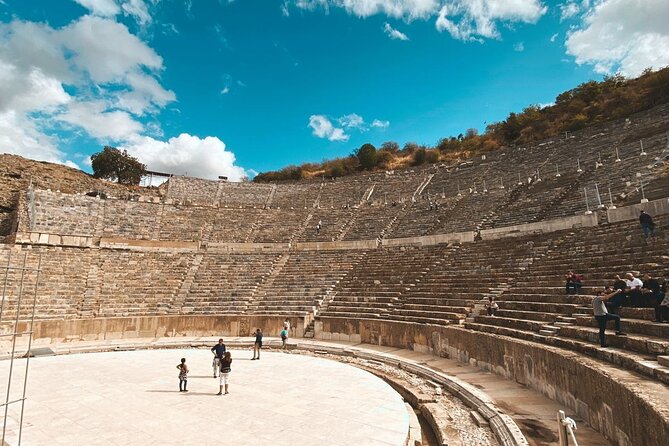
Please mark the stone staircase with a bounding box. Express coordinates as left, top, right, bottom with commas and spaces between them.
172, 254, 204, 314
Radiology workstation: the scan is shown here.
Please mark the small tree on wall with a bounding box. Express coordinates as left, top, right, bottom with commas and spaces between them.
90, 146, 146, 185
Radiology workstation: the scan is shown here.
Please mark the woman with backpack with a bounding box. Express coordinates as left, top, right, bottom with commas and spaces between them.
217, 351, 232, 395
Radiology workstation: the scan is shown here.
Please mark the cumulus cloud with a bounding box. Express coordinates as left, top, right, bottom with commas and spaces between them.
73, 0, 152, 25
384, 22, 409, 40
295, 0, 439, 20
0, 14, 248, 180
371, 119, 390, 129
436, 0, 547, 41
56, 101, 144, 140
309, 113, 390, 140
513, 42, 524, 52
338, 113, 366, 129
74, 0, 121, 17
566, 0, 669, 76
559, 2, 580, 21
122, 134, 248, 181
292, 1, 546, 41
309, 115, 349, 141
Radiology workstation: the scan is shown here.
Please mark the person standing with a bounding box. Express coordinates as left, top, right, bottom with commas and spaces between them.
593, 289, 627, 347
280, 327, 288, 350
177, 358, 188, 392
217, 352, 232, 395
211, 338, 226, 378
639, 210, 656, 238
252, 328, 263, 360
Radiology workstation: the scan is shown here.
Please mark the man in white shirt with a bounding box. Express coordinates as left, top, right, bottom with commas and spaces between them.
625, 273, 644, 306
593, 289, 627, 347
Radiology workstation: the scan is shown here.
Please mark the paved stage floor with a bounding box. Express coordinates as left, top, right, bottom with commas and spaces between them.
0, 349, 409, 446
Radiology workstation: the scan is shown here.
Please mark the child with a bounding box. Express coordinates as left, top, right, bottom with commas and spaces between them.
280, 327, 288, 350
486, 296, 499, 316
177, 358, 188, 392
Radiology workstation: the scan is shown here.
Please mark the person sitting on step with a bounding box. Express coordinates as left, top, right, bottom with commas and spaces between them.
565, 271, 583, 295
486, 296, 499, 316
625, 272, 644, 307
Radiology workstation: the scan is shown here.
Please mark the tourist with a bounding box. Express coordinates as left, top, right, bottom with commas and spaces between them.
252, 328, 263, 360
283, 318, 291, 331
486, 296, 498, 316
603, 285, 626, 313
565, 271, 583, 295
217, 351, 232, 395
642, 273, 661, 309
474, 230, 482, 242
211, 338, 227, 378
177, 358, 188, 392
625, 272, 644, 307
639, 211, 656, 238
592, 289, 627, 347
612, 274, 627, 292
280, 326, 288, 349
657, 276, 669, 323
316, 220, 322, 235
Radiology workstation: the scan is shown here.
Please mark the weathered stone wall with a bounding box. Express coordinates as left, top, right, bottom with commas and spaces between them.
30, 190, 101, 236
316, 317, 668, 446
17, 315, 305, 341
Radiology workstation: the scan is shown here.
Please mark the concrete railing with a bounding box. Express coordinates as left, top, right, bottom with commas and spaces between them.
607, 196, 669, 223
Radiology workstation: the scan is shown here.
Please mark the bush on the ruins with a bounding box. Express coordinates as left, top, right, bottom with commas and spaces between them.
356, 143, 378, 170
90, 146, 145, 185
380, 141, 400, 153
376, 149, 393, 168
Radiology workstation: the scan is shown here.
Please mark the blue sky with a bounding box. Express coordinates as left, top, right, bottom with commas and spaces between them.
1, 0, 667, 180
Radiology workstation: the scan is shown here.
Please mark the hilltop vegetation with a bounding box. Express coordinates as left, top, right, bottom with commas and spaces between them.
254, 66, 669, 183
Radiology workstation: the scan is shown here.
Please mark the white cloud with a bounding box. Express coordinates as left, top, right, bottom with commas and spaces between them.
73, 0, 121, 17
513, 42, 524, 52
221, 86, 230, 94
122, 133, 248, 181
60, 15, 164, 84
550, 32, 559, 42
0, 15, 248, 181
73, 0, 152, 25
0, 111, 76, 167
295, 0, 439, 20
566, 0, 669, 76
121, 0, 152, 25
56, 101, 144, 140
559, 2, 580, 21
338, 113, 366, 129
436, 0, 547, 41
384, 22, 409, 40
309, 114, 390, 140
308, 115, 349, 141
371, 119, 390, 129
294, 1, 546, 41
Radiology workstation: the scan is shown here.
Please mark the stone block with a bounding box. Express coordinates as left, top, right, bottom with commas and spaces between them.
38, 233, 49, 244
48, 234, 61, 245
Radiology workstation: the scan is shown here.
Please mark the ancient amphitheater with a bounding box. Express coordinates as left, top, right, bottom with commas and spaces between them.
0, 104, 669, 445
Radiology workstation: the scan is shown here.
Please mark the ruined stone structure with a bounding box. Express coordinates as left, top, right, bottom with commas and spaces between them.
1, 103, 669, 445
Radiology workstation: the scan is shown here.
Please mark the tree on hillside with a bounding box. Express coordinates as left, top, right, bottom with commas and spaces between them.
91, 146, 146, 185
356, 143, 377, 170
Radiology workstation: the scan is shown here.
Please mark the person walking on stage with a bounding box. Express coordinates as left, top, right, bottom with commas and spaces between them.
217, 352, 232, 395
280, 326, 289, 350
211, 338, 227, 378
252, 328, 263, 360
177, 358, 189, 392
